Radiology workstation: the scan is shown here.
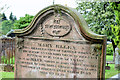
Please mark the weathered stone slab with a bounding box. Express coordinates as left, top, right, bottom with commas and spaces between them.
115, 47, 120, 70
13, 5, 107, 78
0, 64, 5, 72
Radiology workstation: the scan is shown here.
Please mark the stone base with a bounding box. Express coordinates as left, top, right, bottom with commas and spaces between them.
0, 64, 6, 72
0, 64, 14, 72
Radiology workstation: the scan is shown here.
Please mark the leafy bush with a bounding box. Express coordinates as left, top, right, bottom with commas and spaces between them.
13, 14, 34, 29
106, 43, 113, 55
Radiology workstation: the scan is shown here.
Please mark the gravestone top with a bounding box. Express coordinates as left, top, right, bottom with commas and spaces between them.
13, 5, 105, 41
13, 4, 107, 78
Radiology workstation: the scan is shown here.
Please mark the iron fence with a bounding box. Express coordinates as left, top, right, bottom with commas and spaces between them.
0, 37, 15, 65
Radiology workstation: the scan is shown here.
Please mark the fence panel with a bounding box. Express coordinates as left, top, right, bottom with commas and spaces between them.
0, 38, 15, 65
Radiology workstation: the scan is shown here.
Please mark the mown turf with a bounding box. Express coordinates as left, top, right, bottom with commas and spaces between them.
105, 55, 120, 79
0, 72, 14, 79
106, 55, 113, 61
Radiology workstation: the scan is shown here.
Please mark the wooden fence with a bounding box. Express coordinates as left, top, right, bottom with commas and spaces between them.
0, 37, 15, 65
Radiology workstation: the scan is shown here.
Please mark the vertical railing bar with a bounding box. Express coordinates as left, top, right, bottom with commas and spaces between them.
5, 39, 7, 64
2, 39, 4, 64
14, 38, 16, 64
8, 39, 10, 64
11, 38, 13, 64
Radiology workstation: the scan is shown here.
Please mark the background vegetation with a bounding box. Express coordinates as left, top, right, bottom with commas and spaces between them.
110, 2, 120, 51
106, 44, 113, 55
0, 13, 34, 36
76, 1, 120, 55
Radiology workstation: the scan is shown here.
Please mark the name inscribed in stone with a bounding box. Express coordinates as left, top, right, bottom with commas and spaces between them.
16, 38, 100, 78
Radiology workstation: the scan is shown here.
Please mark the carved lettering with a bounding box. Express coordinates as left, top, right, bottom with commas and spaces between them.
16, 39, 100, 78
43, 16, 71, 36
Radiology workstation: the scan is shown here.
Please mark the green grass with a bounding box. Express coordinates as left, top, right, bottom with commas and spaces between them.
106, 55, 113, 61
105, 64, 120, 79
105, 55, 120, 79
0, 72, 14, 79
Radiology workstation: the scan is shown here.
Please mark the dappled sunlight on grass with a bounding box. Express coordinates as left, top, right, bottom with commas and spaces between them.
0, 72, 14, 78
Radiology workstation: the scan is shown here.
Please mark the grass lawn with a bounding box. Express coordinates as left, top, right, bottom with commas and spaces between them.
105, 64, 120, 79
105, 55, 120, 79
106, 55, 113, 61
0, 72, 14, 79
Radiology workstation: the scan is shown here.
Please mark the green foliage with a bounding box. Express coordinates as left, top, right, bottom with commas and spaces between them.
76, 1, 115, 40
13, 14, 34, 29
110, 2, 120, 25
0, 12, 17, 35
106, 43, 113, 55
0, 22, 2, 36
111, 25, 120, 45
1, 13, 7, 21
1, 20, 14, 35
110, 2, 120, 52
0, 14, 34, 35
0, 2, 9, 36
9, 12, 17, 21
0, 13, 8, 35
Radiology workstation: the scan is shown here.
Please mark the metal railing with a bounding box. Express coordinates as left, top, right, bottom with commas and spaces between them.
0, 37, 15, 65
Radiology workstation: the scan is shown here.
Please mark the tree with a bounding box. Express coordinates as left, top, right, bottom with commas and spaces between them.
0, 2, 9, 36
76, 1, 118, 61
0, 12, 17, 35
76, 1, 115, 40
1, 13, 7, 21
110, 2, 120, 70
13, 14, 34, 29
9, 12, 13, 20
9, 12, 17, 21
110, 2, 120, 51
1, 20, 14, 35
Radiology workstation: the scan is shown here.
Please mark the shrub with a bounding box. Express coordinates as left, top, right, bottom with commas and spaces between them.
106, 43, 113, 55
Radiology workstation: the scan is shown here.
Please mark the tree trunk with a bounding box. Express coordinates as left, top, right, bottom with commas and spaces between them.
111, 39, 117, 62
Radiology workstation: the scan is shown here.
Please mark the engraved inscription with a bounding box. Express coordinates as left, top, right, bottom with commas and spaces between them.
43, 16, 71, 37
16, 38, 101, 78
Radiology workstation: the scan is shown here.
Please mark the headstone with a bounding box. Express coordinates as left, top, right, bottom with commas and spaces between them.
115, 47, 120, 70
13, 5, 107, 78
